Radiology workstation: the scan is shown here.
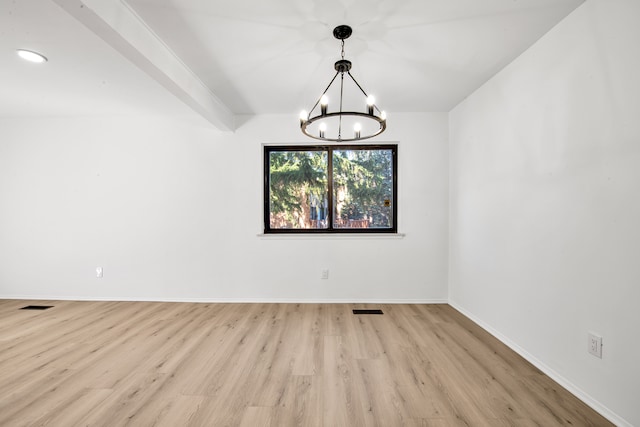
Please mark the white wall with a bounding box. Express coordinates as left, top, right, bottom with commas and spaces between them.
0, 112, 449, 303
449, 1, 640, 425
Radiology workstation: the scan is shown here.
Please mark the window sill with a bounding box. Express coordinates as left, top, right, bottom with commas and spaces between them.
257, 233, 405, 240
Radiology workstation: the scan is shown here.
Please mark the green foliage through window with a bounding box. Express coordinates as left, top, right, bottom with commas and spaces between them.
264, 145, 397, 233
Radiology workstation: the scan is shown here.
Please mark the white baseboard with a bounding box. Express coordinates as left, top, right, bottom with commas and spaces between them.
0, 295, 448, 305
448, 300, 631, 427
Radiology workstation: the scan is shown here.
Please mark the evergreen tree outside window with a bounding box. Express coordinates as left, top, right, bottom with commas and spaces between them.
264, 145, 397, 233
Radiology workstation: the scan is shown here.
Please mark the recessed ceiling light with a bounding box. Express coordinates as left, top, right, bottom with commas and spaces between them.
16, 49, 48, 63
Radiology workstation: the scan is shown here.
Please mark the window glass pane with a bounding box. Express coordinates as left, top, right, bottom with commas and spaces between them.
332, 148, 394, 229
268, 150, 328, 229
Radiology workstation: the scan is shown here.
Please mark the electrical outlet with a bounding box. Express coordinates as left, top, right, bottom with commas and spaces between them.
321, 269, 329, 279
588, 333, 602, 358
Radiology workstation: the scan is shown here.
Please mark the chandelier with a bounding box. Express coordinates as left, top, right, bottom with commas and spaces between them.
299, 25, 386, 142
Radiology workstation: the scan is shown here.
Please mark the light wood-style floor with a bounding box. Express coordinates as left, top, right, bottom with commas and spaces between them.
0, 300, 612, 426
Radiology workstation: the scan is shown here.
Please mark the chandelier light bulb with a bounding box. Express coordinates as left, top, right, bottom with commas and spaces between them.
320, 95, 329, 115
354, 123, 362, 139
319, 122, 327, 138
367, 95, 375, 114
381, 111, 387, 121
299, 110, 308, 125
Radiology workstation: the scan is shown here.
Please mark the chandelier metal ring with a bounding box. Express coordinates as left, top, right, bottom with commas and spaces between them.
300, 112, 387, 142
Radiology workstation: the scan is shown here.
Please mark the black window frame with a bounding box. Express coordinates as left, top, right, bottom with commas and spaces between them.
264, 144, 398, 234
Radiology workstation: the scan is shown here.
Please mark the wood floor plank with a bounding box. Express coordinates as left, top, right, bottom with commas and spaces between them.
136, 394, 206, 427
0, 300, 614, 427
323, 334, 375, 426
291, 304, 324, 376
238, 406, 274, 427
271, 375, 322, 427
30, 388, 114, 427
357, 357, 413, 425
0, 366, 74, 425
75, 371, 172, 427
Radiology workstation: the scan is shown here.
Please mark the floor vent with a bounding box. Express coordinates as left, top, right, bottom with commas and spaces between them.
353, 309, 383, 315
20, 305, 54, 310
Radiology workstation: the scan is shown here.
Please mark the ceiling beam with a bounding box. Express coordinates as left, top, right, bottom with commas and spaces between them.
52, 0, 234, 131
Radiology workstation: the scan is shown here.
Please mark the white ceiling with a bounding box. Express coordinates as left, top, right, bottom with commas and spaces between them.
0, 0, 203, 121
1, 0, 584, 129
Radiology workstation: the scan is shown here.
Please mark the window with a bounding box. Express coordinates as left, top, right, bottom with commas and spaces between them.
264, 144, 397, 233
